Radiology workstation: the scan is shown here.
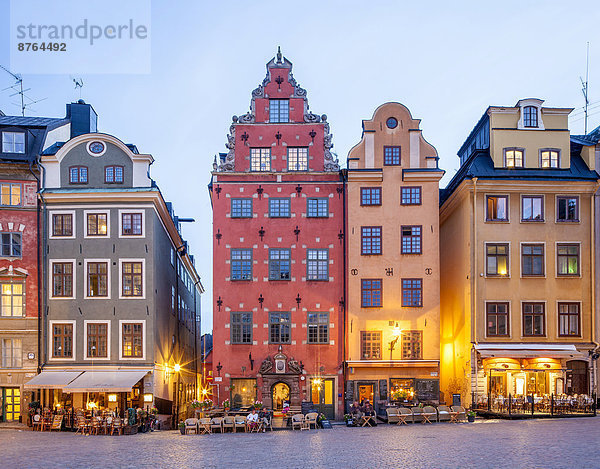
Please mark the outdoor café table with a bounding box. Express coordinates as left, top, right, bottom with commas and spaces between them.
360, 415, 375, 427
449, 411, 459, 423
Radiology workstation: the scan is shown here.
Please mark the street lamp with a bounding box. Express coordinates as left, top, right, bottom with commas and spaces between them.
389, 323, 402, 361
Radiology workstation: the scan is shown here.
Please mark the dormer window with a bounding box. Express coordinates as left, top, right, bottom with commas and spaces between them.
540, 149, 560, 168
504, 148, 524, 168
105, 165, 124, 184
69, 166, 88, 184
523, 106, 538, 128
269, 99, 289, 123
2, 132, 25, 154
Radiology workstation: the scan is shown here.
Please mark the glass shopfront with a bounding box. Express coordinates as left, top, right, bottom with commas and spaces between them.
230, 378, 256, 407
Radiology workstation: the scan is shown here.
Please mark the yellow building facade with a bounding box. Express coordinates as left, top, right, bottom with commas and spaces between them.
345, 103, 444, 412
440, 99, 599, 408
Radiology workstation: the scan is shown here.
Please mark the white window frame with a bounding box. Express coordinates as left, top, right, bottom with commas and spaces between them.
520, 300, 547, 339
48, 319, 77, 361
118, 258, 146, 299
483, 300, 512, 339
2, 131, 25, 153
83, 209, 110, 239
0, 281, 25, 317
119, 319, 146, 361
49, 259, 76, 300
118, 209, 145, 238
83, 259, 111, 300
484, 241, 511, 278
83, 319, 111, 361
555, 300, 583, 338
48, 210, 76, 239
520, 195, 545, 223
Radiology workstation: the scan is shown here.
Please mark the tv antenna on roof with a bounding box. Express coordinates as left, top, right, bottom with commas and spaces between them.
580, 42, 590, 134
0, 64, 46, 116
71, 76, 84, 99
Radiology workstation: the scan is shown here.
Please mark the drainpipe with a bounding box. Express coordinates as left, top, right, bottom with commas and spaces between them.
471, 177, 479, 407
341, 170, 347, 418
591, 185, 600, 396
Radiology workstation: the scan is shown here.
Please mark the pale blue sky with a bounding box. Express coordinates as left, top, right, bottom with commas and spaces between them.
1, 0, 599, 333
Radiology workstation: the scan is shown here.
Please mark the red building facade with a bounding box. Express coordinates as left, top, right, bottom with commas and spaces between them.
210, 50, 344, 419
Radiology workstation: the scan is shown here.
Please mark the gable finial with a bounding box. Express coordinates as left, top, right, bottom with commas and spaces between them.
276, 46, 282, 63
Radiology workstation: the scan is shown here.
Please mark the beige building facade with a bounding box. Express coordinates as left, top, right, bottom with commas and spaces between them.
440, 99, 599, 408
345, 103, 444, 413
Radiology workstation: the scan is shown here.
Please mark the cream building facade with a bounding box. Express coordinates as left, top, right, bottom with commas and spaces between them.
440, 99, 599, 408
345, 103, 444, 413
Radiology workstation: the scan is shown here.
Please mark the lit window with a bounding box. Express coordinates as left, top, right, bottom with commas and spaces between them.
122, 323, 143, 357
87, 262, 108, 297
122, 262, 143, 296
486, 195, 508, 221
557, 244, 579, 276
250, 148, 271, 171
504, 149, 524, 168
1, 132, 25, 153
288, 147, 308, 171
0, 183, 21, 206
486, 244, 509, 276
540, 150, 559, 168
0, 283, 24, 317
87, 323, 108, 358
87, 213, 108, 236
361, 331, 381, 359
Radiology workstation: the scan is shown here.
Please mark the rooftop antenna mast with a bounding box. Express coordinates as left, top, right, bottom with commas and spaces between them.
0, 64, 46, 116
72, 77, 84, 99
581, 42, 590, 134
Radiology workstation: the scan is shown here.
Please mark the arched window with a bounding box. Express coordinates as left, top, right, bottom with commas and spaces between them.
523, 106, 538, 128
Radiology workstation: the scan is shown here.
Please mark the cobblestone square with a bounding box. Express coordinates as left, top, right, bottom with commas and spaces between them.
2, 417, 599, 468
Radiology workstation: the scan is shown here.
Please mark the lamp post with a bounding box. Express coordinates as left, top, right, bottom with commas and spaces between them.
389, 323, 401, 361
174, 364, 181, 425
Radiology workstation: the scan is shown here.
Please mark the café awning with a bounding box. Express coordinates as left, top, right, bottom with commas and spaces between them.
475, 343, 583, 359
24, 370, 84, 389
63, 370, 150, 393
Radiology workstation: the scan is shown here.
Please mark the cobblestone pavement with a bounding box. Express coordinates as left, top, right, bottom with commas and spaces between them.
3, 417, 599, 468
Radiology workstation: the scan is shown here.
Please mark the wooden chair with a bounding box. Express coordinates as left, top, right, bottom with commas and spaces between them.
32, 413, 42, 431
421, 406, 437, 424
304, 412, 318, 429
184, 418, 199, 435
210, 417, 223, 433
410, 407, 424, 423
233, 415, 246, 433
111, 417, 123, 435
90, 417, 103, 435
450, 406, 466, 422
75, 415, 89, 435
386, 407, 400, 424
222, 416, 235, 433
291, 414, 304, 430
436, 405, 451, 422
397, 407, 412, 425
41, 410, 53, 432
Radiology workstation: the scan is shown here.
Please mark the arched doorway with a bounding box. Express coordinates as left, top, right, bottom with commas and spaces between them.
566, 360, 588, 395
271, 382, 290, 411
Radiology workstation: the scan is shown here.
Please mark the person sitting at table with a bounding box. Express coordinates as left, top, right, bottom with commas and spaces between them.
258, 407, 270, 432
361, 400, 377, 425
349, 401, 363, 421
246, 408, 259, 430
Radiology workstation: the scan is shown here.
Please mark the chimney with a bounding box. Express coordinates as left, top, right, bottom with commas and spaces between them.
66, 99, 98, 138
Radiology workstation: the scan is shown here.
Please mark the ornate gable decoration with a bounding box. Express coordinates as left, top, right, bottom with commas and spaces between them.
217, 48, 339, 172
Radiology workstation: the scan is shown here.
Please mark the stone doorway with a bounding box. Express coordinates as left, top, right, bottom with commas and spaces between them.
272, 382, 290, 411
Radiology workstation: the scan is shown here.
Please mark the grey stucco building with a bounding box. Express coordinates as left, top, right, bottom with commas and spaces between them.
25, 103, 203, 425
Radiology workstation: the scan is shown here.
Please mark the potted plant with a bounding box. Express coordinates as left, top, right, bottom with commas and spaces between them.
222, 399, 230, 411
253, 400, 263, 410
178, 421, 185, 435
467, 410, 476, 423
343, 413, 353, 427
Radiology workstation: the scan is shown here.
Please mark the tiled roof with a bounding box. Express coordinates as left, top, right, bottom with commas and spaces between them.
0, 116, 69, 129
